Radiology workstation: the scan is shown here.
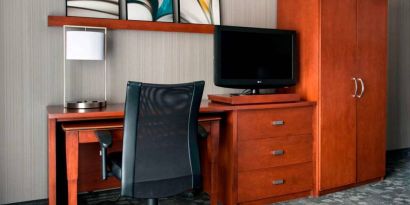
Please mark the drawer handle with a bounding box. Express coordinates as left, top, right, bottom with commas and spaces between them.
272, 120, 285, 126
271, 150, 285, 156
272, 179, 285, 185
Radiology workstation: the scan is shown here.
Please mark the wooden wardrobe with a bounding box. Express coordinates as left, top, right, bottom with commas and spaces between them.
277, 0, 387, 195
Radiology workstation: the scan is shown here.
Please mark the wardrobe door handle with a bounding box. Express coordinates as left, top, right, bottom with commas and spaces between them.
357, 78, 365, 98
271, 149, 285, 156
272, 179, 285, 185
352, 78, 358, 98
272, 120, 285, 126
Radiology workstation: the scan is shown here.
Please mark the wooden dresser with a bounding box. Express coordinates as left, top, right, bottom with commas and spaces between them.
218, 102, 315, 205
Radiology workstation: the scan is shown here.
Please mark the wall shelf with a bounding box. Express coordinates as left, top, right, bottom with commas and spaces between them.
48, 16, 215, 34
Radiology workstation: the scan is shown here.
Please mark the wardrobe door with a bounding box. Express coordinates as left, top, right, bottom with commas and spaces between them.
319, 0, 358, 190
356, 0, 387, 182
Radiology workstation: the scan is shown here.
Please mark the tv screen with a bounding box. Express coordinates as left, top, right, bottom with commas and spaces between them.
214, 26, 298, 89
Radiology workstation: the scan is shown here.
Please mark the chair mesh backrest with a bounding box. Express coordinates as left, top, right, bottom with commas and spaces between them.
121, 81, 204, 198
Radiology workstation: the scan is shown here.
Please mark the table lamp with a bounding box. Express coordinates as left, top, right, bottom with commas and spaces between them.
63, 25, 107, 109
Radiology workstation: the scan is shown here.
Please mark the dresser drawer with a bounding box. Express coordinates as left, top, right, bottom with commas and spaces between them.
237, 107, 312, 141
238, 163, 312, 203
238, 135, 312, 171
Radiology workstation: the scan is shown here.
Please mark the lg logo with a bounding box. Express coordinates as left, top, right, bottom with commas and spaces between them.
257, 80, 263, 84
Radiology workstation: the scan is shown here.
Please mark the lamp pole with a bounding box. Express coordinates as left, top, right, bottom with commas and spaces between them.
63, 25, 108, 109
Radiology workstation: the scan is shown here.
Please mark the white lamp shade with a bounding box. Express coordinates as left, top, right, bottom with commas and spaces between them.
66, 31, 105, 60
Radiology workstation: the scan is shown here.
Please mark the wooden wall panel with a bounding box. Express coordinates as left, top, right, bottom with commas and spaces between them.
277, 0, 320, 194
0, 0, 277, 203
278, 0, 319, 102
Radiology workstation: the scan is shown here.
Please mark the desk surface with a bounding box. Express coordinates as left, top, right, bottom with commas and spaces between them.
47, 100, 315, 121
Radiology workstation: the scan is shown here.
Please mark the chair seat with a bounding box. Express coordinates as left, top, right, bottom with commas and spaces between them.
107, 151, 196, 198
108, 152, 122, 180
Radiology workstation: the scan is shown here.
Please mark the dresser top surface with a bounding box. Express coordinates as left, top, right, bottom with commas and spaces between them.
47, 100, 315, 120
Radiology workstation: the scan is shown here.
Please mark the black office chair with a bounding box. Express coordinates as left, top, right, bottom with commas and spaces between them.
96, 81, 205, 205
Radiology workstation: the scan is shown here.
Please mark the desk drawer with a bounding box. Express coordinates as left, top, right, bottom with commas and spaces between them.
238, 163, 312, 203
238, 135, 312, 172
78, 129, 123, 143
237, 107, 312, 141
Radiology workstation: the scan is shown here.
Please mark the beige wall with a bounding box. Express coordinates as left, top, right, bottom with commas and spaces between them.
3, 0, 409, 203
388, 0, 410, 150
0, 0, 277, 203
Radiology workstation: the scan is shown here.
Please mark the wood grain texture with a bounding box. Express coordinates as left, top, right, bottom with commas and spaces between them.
48, 119, 57, 205
0, 0, 277, 203
238, 135, 312, 172
219, 111, 239, 205
76, 129, 124, 193
277, 0, 320, 102
237, 163, 312, 203
356, 0, 387, 183
47, 101, 315, 119
319, 0, 358, 190
209, 120, 221, 205
218, 102, 314, 204
51, 113, 222, 205
277, 0, 320, 194
208, 93, 301, 105
198, 120, 222, 205
48, 16, 215, 34
278, 0, 388, 195
237, 107, 313, 141
317, 177, 384, 196
77, 143, 122, 192
78, 129, 123, 143
62, 120, 123, 131
65, 131, 79, 205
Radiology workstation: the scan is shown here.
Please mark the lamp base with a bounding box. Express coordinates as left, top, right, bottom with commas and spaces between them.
66, 100, 107, 109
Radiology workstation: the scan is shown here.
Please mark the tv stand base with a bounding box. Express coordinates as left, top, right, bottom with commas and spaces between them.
208, 93, 301, 105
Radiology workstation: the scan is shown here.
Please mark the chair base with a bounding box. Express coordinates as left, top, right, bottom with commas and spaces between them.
147, 198, 158, 205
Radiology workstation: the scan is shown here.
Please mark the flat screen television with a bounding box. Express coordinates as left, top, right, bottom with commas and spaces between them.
214, 26, 298, 92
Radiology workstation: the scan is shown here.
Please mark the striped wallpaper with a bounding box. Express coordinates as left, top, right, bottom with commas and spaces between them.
387, 0, 410, 150
0, 0, 277, 203
3, 0, 409, 203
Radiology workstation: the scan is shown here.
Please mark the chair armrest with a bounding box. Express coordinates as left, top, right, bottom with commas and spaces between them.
95, 130, 113, 180
96, 130, 113, 148
198, 125, 208, 139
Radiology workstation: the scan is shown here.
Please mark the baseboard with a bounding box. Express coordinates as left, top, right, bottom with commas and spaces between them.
317, 177, 383, 196
387, 147, 410, 160
6, 199, 47, 205
240, 191, 311, 205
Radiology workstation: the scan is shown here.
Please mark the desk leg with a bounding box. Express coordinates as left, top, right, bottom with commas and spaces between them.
48, 119, 57, 205
210, 121, 220, 205
66, 131, 79, 205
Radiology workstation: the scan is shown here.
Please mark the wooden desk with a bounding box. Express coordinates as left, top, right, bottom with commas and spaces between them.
48, 100, 316, 205
47, 101, 227, 205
